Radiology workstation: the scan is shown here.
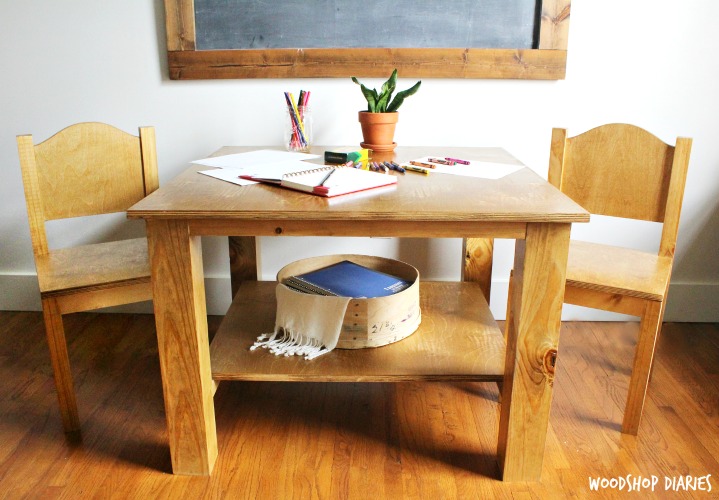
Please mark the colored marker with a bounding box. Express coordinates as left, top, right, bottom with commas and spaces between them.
428, 157, 455, 165
410, 161, 436, 169
405, 165, 430, 175
445, 157, 470, 165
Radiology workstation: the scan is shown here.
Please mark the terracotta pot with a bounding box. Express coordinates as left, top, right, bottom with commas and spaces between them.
358, 111, 398, 152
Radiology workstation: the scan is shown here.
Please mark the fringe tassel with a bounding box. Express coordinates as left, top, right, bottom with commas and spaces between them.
250, 327, 329, 360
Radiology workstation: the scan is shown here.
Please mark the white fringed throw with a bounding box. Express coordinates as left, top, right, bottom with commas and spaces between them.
250, 284, 352, 360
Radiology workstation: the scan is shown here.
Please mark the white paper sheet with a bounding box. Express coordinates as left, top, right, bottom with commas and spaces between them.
406, 156, 525, 180
191, 149, 320, 169
242, 160, 322, 181
198, 169, 258, 186
195, 149, 323, 186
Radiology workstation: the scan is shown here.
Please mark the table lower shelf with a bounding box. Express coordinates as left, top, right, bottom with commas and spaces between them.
210, 280, 506, 382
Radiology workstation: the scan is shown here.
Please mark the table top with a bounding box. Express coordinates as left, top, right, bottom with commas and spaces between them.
127, 146, 589, 224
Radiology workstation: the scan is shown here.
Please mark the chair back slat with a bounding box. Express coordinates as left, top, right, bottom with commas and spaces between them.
553, 124, 676, 223
31, 122, 147, 220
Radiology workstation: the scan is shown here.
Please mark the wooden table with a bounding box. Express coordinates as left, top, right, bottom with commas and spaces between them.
127, 146, 589, 481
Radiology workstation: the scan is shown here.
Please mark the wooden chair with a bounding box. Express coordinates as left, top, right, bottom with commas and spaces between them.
17, 122, 159, 434
513, 123, 691, 435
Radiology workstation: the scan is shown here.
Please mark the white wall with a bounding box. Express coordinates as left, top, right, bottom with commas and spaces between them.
1, 0, 718, 320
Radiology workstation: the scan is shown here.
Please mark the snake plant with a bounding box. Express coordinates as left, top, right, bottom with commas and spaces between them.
351, 69, 421, 113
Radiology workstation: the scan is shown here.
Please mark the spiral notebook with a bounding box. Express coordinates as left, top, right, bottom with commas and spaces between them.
241, 165, 397, 197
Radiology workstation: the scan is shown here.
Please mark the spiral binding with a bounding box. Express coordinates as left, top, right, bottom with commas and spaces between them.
283, 165, 346, 178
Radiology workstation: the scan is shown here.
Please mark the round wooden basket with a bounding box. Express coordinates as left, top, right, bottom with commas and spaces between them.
277, 254, 421, 349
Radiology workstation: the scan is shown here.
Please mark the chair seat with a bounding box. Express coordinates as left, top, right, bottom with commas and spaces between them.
36, 238, 151, 296
565, 240, 673, 302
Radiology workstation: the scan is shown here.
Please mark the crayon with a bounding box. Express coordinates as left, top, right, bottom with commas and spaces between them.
410, 161, 436, 169
428, 157, 455, 165
445, 157, 470, 165
384, 161, 404, 173
405, 165, 430, 175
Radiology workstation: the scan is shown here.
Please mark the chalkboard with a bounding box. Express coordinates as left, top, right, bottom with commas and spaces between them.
195, 0, 538, 50
163, 0, 571, 80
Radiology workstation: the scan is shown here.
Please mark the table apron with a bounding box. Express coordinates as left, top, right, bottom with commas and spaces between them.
186, 219, 529, 239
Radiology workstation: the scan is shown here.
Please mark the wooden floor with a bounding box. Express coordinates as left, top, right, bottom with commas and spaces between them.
0, 312, 717, 499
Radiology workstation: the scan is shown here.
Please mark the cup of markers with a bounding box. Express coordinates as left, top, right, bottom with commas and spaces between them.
284, 90, 312, 152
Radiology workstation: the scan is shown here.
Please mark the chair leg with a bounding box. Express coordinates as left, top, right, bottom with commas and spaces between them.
41, 297, 81, 433
622, 300, 665, 435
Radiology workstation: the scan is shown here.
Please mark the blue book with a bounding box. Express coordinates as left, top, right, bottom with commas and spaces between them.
283, 260, 412, 298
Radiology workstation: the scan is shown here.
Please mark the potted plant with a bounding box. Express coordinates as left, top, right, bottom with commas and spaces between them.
352, 69, 421, 152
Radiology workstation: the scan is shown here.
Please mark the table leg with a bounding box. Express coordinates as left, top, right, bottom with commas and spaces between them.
228, 236, 259, 298
462, 237, 494, 304
147, 219, 217, 475
498, 222, 570, 481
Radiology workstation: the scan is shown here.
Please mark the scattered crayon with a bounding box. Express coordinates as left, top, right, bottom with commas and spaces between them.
384, 161, 404, 173
428, 157, 455, 165
410, 161, 436, 169
405, 165, 430, 175
445, 157, 470, 165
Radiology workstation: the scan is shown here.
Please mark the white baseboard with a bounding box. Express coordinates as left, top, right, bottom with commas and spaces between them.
1, 273, 717, 322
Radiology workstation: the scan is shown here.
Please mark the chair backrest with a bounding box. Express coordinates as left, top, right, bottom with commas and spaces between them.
548, 123, 691, 258
17, 122, 159, 256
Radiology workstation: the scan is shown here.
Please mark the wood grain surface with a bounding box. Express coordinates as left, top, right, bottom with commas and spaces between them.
1, 312, 716, 497
146, 219, 217, 475
210, 281, 505, 382
128, 146, 588, 226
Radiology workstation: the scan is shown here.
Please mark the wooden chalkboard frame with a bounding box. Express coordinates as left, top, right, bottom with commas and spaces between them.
164, 0, 570, 80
